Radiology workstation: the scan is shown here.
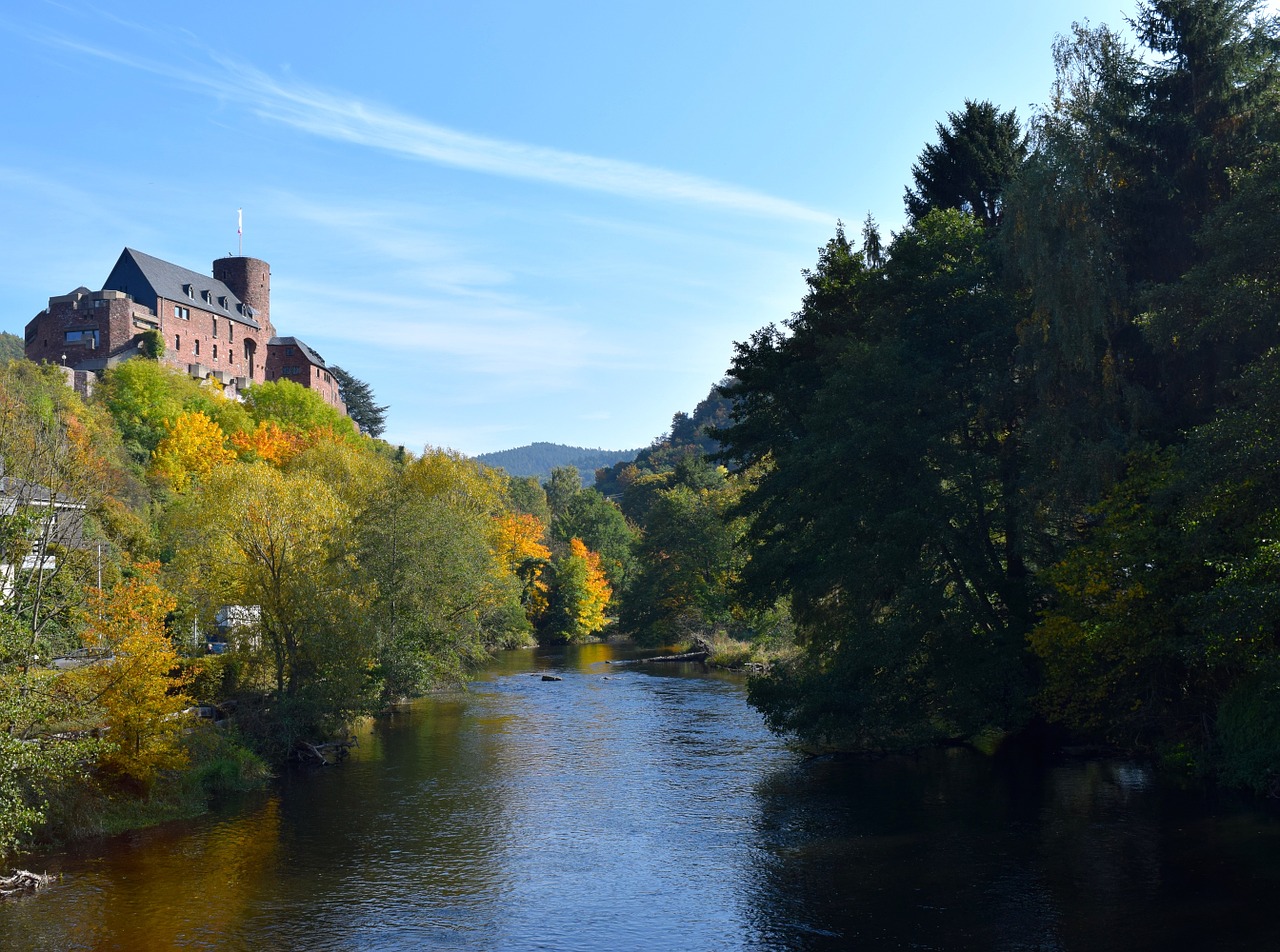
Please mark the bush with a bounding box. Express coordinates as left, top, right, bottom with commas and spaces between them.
1216, 673, 1280, 794
138, 329, 165, 359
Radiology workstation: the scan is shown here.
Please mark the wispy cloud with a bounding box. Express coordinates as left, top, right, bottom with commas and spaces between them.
24, 20, 828, 223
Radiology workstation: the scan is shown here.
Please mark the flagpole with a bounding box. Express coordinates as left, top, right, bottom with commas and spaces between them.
237, 208, 243, 256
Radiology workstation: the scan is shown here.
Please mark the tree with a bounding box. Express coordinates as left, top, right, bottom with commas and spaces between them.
0, 363, 129, 857
904, 100, 1026, 227
544, 465, 582, 520
75, 565, 189, 790
165, 462, 373, 752
359, 450, 531, 699
329, 365, 388, 438
148, 411, 237, 492
545, 538, 611, 643
621, 481, 743, 646
97, 360, 251, 464
720, 210, 1033, 747
231, 419, 311, 468
493, 513, 552, 625
241, 379, 357, 441
552, 488, 636, 589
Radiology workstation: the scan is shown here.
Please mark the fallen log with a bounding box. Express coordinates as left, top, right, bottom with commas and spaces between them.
1, 869, 54, 899
644, 650, 709, 663
609, 650, 710, 665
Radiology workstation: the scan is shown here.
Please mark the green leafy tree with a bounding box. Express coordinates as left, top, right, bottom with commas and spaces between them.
165, 462, 374, 754
720, 210, 1032, 747
241, 379, 357, 440
359, 450, 530, 700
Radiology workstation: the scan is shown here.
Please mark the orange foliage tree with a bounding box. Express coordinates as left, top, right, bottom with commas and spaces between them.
149, 410, 236, 492
77, 565, 190, 789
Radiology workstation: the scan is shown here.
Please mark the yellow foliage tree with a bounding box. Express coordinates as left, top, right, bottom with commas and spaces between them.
493, 513, 552, 623
149, 410, 236, 492
572, 538, 612, 634
77, 565, 190, 789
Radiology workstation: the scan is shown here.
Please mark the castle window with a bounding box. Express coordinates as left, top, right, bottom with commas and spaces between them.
229, 324, 234, 342
213, 344, 218, 360
63, 329, 99, 348
184, 284, 194, 299
194, 339, 200, 356
285, 347, 294, 356
212, 319, 218, 338
174, 305, 190, 320
175, 334, 181, 350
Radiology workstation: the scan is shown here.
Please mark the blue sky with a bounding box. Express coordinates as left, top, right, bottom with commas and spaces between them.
0, 1, 1177, 455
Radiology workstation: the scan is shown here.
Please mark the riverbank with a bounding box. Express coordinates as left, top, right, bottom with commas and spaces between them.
6, 723, 270, 867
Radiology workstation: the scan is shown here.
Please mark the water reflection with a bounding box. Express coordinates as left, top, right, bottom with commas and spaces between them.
4, 645, 1280, 950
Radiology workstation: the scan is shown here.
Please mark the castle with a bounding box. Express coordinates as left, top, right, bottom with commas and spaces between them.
24, 248, 345, 413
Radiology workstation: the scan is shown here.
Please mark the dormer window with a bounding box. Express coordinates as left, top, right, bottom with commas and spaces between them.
184, 284, 194, 299
202, 289, 212, 304
218, 295, 227, 309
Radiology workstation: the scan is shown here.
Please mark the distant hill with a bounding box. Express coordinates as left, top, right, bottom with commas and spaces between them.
0, 332, 25, 364
475, 442, 641, 484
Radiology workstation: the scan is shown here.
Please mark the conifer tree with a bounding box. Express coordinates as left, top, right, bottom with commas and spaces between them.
329, 366, 388, 438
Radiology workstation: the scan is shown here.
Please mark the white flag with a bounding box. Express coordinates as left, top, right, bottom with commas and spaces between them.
237, 208, 242, 237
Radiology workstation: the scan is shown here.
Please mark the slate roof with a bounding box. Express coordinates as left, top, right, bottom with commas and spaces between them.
103, 248, 261, 330
268, 336, 327, 368
0, 473, 85, 511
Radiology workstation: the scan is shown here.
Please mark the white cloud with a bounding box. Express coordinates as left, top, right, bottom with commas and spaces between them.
27, 24, 829, 223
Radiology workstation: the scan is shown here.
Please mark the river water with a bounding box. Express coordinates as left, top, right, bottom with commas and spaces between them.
4, 643, 1280, 951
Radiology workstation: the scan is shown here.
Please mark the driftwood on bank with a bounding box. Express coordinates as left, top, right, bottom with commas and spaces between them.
294, 737, 357, 766
1, 870, 54, 898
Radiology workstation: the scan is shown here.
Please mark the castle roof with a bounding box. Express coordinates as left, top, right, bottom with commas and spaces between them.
268, 336, 328, 369
103, 248, 261, 329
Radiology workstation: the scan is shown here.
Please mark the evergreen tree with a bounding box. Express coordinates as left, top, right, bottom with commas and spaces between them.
329, 365, 388, 438
904, 100, 1026, 227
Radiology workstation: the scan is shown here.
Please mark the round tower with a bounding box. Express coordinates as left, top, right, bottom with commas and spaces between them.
212, 256, 273, 337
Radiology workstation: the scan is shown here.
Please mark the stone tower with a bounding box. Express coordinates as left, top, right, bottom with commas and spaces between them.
212, 255, 273, 337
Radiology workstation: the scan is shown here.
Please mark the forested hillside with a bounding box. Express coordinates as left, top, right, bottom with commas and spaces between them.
475, 442, 640, 483
0, 333, 23, 364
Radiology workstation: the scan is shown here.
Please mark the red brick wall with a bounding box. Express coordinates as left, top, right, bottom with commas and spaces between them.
24, 292, 154, 366
264, 347, 346, 412
157, 297, 268, 382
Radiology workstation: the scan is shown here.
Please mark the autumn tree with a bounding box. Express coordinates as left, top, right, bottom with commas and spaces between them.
493, 513, 552, 625
75, 565, 189, 789
149, 411, 237, 492
241, 379, 357, 441
545, 538, 611, 644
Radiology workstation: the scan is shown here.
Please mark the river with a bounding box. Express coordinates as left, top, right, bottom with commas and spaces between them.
3, 643, 1280, 950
